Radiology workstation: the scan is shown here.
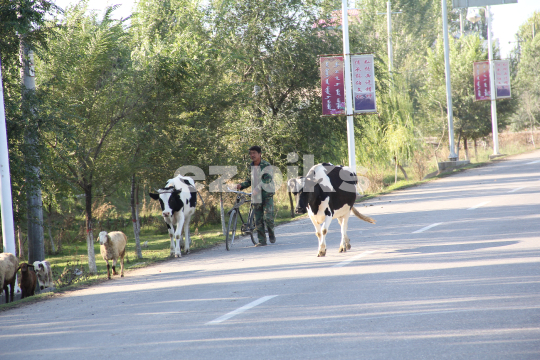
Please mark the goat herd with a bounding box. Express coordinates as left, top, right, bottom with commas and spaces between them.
0, 230, 127, 304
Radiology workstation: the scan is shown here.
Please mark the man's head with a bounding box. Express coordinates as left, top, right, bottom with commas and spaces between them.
248, 145, 262, 164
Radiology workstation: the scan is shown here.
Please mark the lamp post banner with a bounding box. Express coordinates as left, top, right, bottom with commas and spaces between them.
351, 54, 377, 113
320, 56, 346, 116
474, 61, 490, 101
494, 59, 511, 99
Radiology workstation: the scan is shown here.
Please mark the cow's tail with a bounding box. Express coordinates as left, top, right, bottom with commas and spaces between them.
351, 206, 376, 224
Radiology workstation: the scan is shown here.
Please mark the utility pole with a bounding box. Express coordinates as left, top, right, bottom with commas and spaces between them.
20, 42, 45, 263
377, 2, 402, 80
442, 0, 458, 160
486, 6, 500, 156
0, 54, 17, 256
341, 0, 356, 172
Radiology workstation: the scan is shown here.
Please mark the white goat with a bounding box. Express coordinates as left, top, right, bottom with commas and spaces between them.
0, 253, 19, 303
97, 231, 128, 279
33, 260, 54, 289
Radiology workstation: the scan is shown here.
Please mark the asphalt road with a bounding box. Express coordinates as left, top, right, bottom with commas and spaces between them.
1, 150, 539, 360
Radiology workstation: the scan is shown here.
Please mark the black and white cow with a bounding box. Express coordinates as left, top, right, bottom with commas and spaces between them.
149, 175, 197, 258
290, 163, 375, 257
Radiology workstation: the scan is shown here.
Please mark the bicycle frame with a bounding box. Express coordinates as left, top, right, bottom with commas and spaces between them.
225, 188, 257, 249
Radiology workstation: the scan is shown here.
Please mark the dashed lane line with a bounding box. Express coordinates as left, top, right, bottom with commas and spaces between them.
332, 251, 376, 268
525, 160, 540, 165
412, 222, 443, 234
467, 201, 490, 210
206, 295, 278, 325
508, 186, 526, 193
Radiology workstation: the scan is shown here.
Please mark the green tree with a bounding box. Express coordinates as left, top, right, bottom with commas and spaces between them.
420, 34, 513, 158
0, 0, 57, 256
36, 3, 138, 273
512, 12, 540, 145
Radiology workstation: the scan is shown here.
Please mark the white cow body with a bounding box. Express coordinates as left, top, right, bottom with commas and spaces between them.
292, 163, 375, 256
150, 175, 197, 258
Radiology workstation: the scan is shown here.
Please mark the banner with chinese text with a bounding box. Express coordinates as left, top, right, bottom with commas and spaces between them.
494, 60, 511, 99
474, 61, 490, 101
320, 56, 346, 116
351, 54, 377, 113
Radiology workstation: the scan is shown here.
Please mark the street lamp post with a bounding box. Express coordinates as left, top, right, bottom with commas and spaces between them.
377, 2, 402, 79
341, 0, 356, 172
442, 0, 458, 161
467, 6, 500, 156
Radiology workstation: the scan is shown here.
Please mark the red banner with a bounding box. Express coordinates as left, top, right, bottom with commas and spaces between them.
474, 61, 490, 101
320, 56, 346, 115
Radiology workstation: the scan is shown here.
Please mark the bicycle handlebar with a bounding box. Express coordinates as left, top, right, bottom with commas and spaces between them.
227, 187, 252, 196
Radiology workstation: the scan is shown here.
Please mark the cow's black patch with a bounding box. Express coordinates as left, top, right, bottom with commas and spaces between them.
167, 190, 184, 214
324, 208, 333, 217
295, 164, 356, 216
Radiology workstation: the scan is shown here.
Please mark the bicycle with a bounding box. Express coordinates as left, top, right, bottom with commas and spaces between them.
225, 187, 258, 250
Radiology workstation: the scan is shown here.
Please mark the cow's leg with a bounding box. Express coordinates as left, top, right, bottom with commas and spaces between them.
175, 214, 185, 258
338, 214, 351, 253
183, 213, 192, 254
167, 223, 175, 257
318, 216, 332, 257
308, 214, 325, 257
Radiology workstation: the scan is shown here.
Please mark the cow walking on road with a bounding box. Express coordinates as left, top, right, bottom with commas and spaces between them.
290, 163, 375, 257
150, 175, 197, 257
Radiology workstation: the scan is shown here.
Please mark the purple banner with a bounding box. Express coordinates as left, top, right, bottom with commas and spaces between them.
474, 61, 490, 101
351, 54, 376, 113
494, 60, 511, 99
320, 56, 345, 116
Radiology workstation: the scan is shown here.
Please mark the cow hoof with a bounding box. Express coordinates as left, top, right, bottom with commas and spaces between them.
121, 274, 124, 277
185, 249, 190, 255
317, 250, 326, 257
175, 254, 180, 258
346, 243, 351, 250
339, 246, 346, 253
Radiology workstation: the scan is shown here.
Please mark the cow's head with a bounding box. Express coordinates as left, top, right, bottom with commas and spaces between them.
149, 187, 184, 219
294, 177, 324, 215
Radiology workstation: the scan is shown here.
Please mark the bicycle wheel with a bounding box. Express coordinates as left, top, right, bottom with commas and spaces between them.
225, 210, 238, 251
248, 209, 257, 245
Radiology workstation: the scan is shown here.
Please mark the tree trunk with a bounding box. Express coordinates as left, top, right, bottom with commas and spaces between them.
394, 156, 398, 184
84, 186, 97, 274
47, 203, 56, 254
455, 130, 462, 160
21, 42, 45, 264
463, 136, 469, 160
474, 138, 478, 159
131, 174, 142, 259
17, 225, 24, 260
288, 191, 295, 218
220, 192, 226, 235
397, 163, 409, 180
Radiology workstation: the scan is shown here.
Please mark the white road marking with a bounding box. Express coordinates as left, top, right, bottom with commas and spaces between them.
206, 295, 278, 325
412, 222, 443, 234
526, 160, 540, 165
467, 201, 490, 210
508, 186, 526, 193
332, 251, 375, 268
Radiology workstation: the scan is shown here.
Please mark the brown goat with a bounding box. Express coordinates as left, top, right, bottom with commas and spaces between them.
18, 263, 37, 299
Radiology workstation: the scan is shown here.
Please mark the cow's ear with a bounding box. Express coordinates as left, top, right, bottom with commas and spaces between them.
149, 193, 160, 200
173, 189, 182, 195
